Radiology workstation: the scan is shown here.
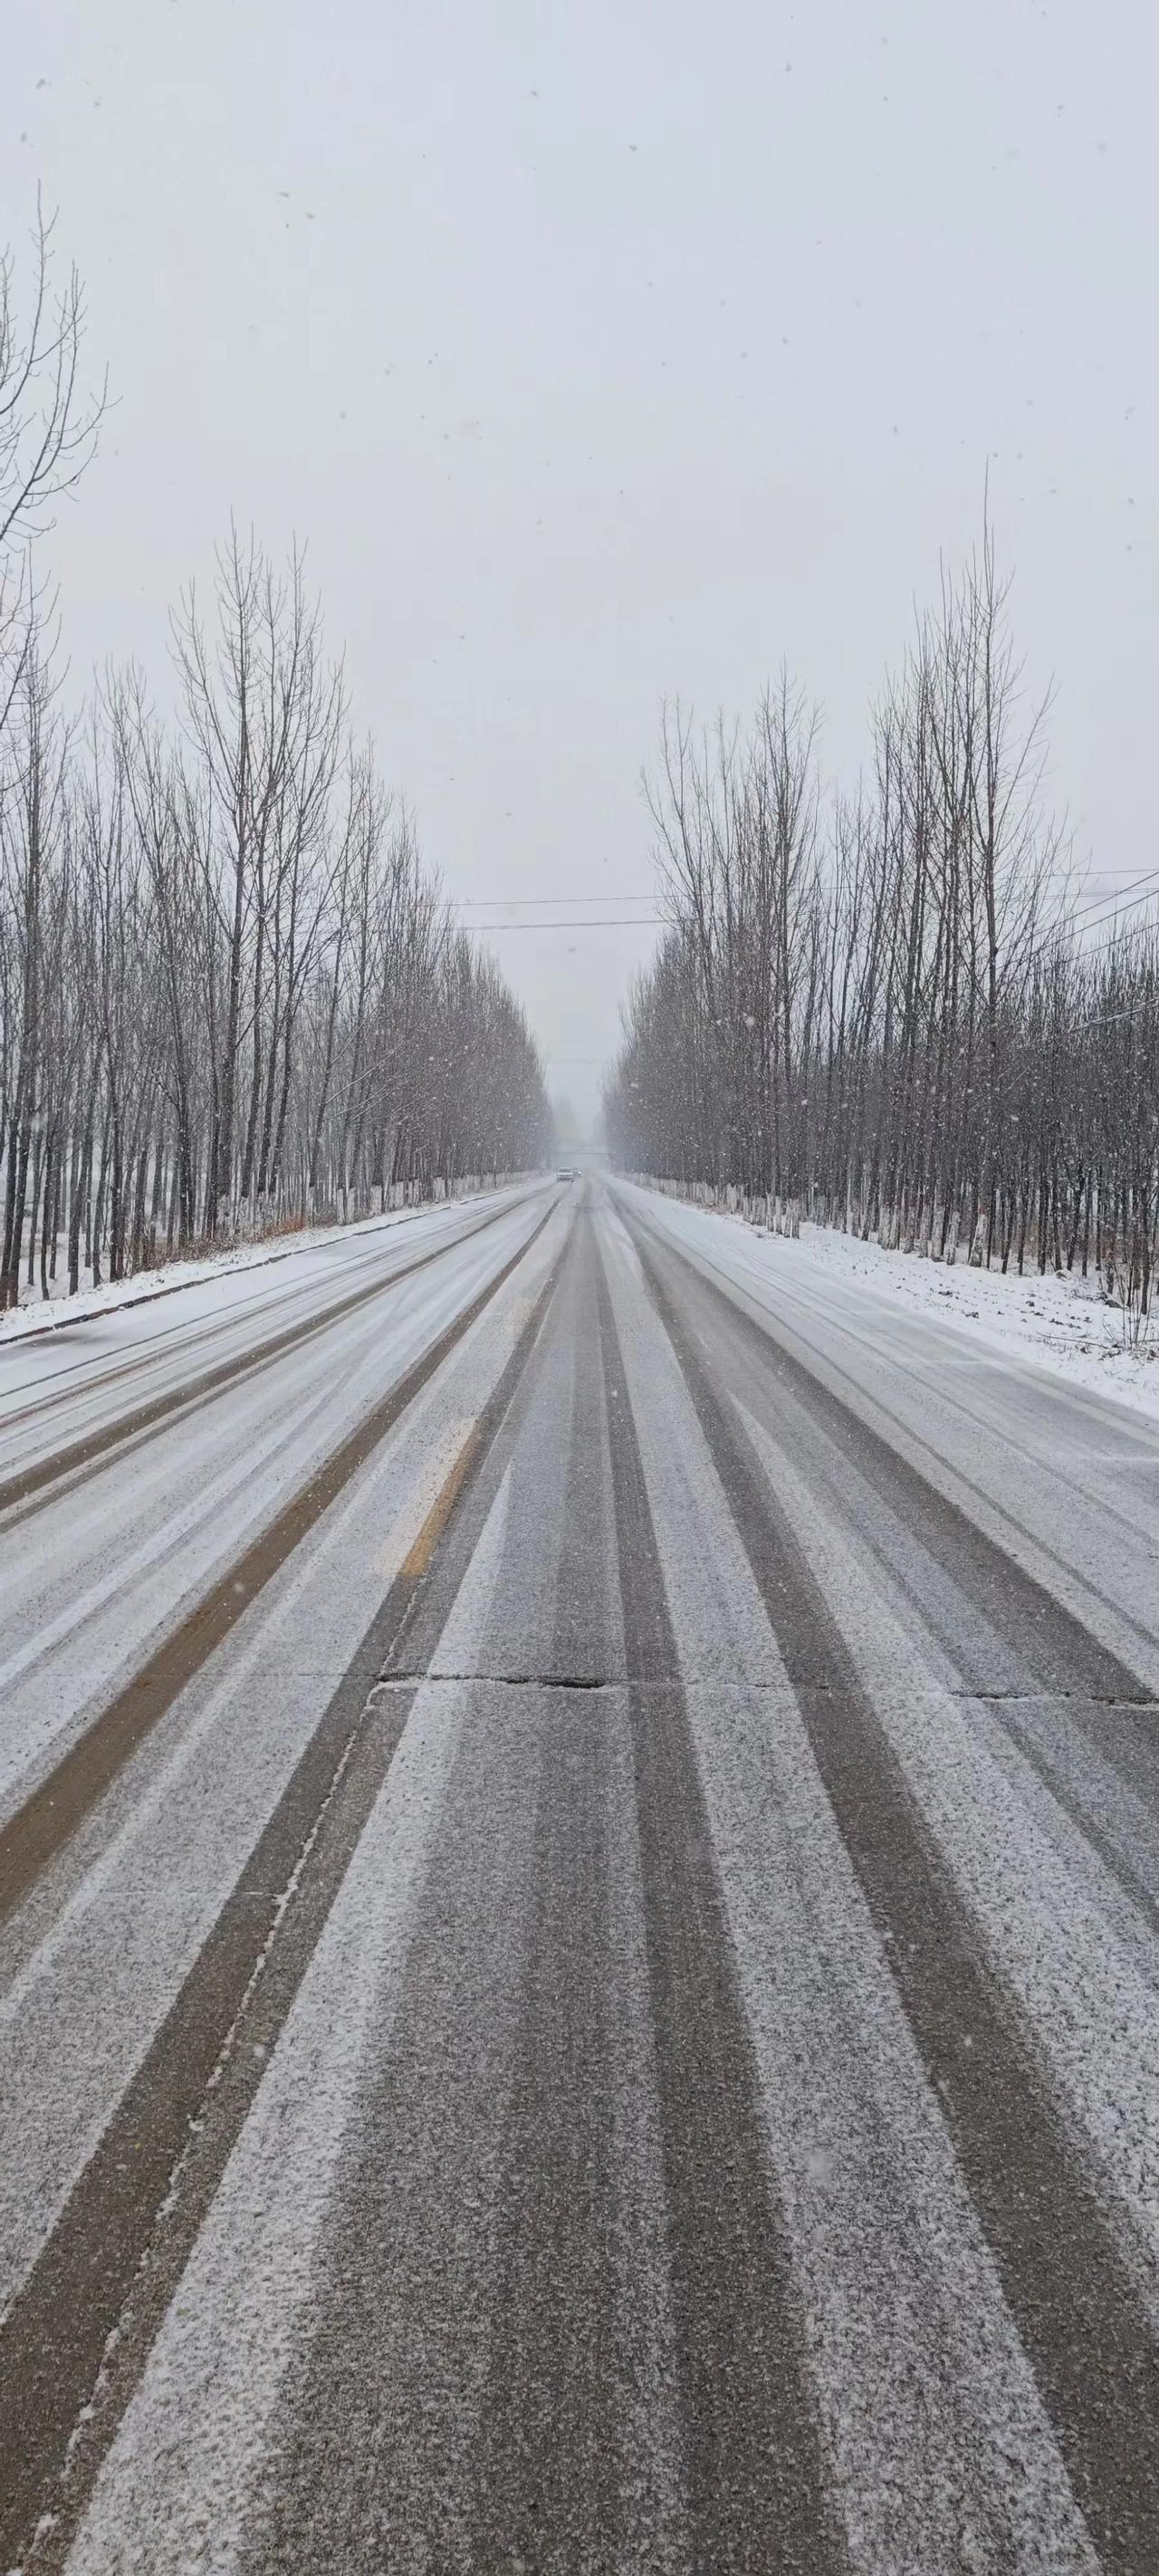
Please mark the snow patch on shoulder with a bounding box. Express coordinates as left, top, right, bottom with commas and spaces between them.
619, 1180, 1159, 1427
0, 1186, 523, 1346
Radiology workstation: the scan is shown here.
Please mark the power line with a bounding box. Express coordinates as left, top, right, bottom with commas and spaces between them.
1066, 877, 1159, 941
1075, 996, 1159, 1034
1075, 868, 1158, 888
1069, 907, 1159, 967
1029, 869, 1159, 967
468, 916, 663, 931
455, 892, 655, 909
1068, 867, 1159, 919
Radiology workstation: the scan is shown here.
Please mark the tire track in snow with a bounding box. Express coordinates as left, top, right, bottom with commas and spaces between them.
621, 1186, 1159, 1672
0, 1189, 551, 1527
0, 1236, 566, 2576
597, 1246, 846, 2575
627, 1210, 1159, 2576
0, 1199, 559, 1929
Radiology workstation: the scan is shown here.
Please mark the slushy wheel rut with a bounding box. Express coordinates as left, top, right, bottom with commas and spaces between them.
0, 1231, 567, 2576
0, 1200, 558, 1931
0, 1193, 539, 1530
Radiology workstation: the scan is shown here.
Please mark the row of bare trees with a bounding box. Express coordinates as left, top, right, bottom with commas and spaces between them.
0, 214, 549, 1310
605, 531, 1158, 1317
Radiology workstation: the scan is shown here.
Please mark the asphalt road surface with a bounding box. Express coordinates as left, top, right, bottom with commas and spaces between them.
3, 1174, 1159, 2573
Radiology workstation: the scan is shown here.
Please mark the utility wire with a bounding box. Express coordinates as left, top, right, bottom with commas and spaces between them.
1029, 869, 1159, 967
1031, 907, 1159, 983
1063, 875, 1159, 940
1067, 867, 1159, 920
1066, 907, 1159, 967
1074, 996, 1159, 1034
468, 916, 663, 931
455, 892, 655, 908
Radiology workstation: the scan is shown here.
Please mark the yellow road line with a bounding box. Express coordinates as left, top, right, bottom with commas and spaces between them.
379, 1417, 480, 1583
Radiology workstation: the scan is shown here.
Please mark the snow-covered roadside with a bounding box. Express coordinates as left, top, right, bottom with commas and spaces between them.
621, 1180, 1159, 1427
0, 1182, 535, 1348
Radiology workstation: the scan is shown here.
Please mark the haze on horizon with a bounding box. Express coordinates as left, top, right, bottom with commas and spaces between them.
5, 0, 1155, 1125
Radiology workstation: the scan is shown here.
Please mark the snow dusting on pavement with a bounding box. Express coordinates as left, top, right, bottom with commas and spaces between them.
631, 1187, 1159, 1426
0, 1183, 529, 1346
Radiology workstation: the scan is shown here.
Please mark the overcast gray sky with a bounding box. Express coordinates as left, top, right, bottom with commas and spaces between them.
6, 0, 1156, 1123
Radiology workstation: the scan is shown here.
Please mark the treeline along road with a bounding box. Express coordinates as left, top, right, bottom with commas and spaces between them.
605, 530, 1159, 1322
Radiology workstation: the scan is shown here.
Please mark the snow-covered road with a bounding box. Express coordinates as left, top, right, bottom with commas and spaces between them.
3, 1173, 1159, 2572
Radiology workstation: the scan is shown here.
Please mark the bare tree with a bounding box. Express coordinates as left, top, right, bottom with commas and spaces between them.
607, 524, 1157, 1320
0, 201, 106, 726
